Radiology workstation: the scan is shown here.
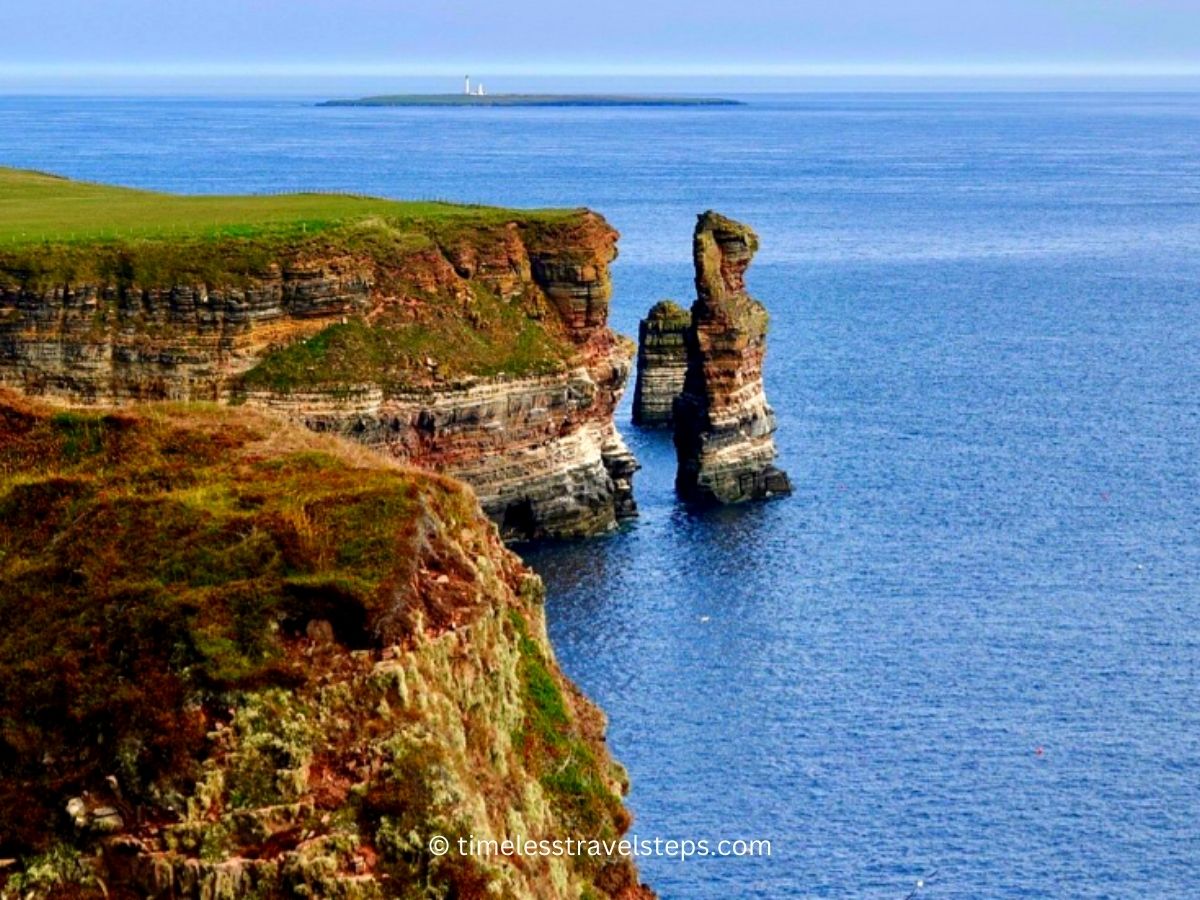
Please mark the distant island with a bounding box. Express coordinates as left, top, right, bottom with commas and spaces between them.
319, 93, 743, 108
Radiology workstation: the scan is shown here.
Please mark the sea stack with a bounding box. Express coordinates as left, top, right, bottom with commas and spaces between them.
632, 299, 690, 427
673, 211, 791, 503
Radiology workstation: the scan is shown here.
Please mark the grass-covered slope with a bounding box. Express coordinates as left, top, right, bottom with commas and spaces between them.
236, 287, 573, 391
0, 391, 643, 898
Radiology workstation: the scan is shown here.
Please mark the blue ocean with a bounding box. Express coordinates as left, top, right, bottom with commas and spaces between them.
2, 93, 1197, 898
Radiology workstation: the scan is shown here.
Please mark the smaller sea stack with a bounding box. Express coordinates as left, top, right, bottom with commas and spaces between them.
632, 299, 690, 427
673, 211, 791, 503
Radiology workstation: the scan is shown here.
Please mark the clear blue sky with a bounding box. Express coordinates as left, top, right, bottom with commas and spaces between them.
3, 0, 1199, 91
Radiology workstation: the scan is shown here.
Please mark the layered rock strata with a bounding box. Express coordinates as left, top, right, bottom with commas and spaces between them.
631, 299, 689, 427
673, 211, 791, 503
0, 391, 651, 899
0, 212, 637, 539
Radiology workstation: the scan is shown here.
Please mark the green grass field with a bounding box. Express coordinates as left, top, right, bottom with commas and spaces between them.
0, 166, 573, 246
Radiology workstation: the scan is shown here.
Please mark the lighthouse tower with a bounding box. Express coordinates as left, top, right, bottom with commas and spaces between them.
464, 75, 470, 95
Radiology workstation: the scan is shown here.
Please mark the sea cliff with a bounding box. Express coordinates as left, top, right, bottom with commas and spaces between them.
0, 390, 650, 899
0, 168, 637, 539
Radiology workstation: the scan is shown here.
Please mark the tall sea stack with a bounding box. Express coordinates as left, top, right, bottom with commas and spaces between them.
631, 299, 689, 427
673, 211, 791, 503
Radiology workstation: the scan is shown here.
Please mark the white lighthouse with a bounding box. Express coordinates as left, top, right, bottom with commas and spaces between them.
464, 75, 470, 95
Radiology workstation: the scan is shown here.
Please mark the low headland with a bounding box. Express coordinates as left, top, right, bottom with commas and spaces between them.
319, 93, 743, 108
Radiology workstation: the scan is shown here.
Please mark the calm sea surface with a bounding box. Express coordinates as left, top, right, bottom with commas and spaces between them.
2, 94, 1198, 898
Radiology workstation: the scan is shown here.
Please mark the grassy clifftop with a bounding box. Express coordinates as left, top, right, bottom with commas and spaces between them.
0, 392, 643, 898
0, 166, 581, 297
0, 166, 575, 247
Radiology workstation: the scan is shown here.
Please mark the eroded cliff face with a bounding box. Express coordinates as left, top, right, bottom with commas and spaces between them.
673, 212, 791, 503
0, 391, 651, 900
0, 212, 636, 539
631, 300, 689, 428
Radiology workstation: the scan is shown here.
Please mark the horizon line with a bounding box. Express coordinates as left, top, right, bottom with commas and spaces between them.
4, 62, 1200, 80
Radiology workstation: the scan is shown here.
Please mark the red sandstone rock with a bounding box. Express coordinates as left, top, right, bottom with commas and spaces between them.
673, 211, 791, 503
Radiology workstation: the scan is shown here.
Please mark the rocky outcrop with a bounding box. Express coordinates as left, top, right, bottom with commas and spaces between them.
0, 391, 652, 899
631, 299, 689, 427
253, 346, 639, 540
0, 210, 637, 540
673, 211, 791, 503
